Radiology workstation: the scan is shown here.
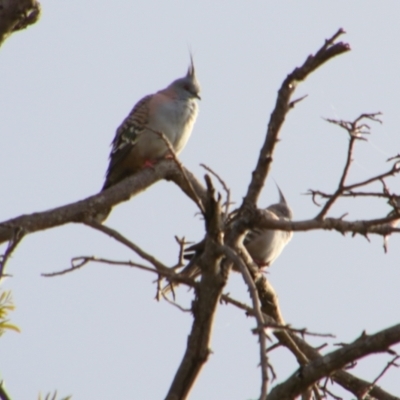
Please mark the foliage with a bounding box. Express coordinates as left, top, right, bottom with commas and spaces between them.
0, 290, 19, 337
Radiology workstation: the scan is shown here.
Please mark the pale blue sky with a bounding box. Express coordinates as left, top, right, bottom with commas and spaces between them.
0, 1, 399, 399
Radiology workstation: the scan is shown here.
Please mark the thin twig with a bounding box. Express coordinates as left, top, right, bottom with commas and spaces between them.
268, 363, 278, 382
0, 159, 208, 246
317, 130, 356, 218
200, 163, 231, 220
84, 220, 170, 273
267, 324, 400, 400
242, 28, 349, 207
259, 323, 335, 339
0, 227, 24, 279
316, 113, 383, 220
150, 128, 205, 213
265, 342, 282, 354
289, 94, 308, 109
155, 236, 190, 299
174, 236, 188, 269
319, 385, 343, 400
42, 256, 157, 277
221, 245, 269, 400
222, 293, 334, 339
312, 385, 323, 400
309, 190, 398, 200
387, 154, 400, 162
346, 164, 400, 192
363, 355, 400, 398
42, 256, 198, 290
161, 294, 191, 312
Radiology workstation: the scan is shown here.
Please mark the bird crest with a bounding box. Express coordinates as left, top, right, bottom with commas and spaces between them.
187, 54, 196, 79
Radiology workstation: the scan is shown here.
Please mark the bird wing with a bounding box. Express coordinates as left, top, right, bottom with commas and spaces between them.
243, 209, 279, 246
162, 240, 204, 295
102, 94, 152, 190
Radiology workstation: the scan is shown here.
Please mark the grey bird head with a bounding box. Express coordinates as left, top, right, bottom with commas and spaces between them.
168, 56, 201, 100
244, 184, 293, 268
163, 185, 293, 294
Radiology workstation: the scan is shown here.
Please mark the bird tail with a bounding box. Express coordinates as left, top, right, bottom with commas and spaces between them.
161, 240, 205, 296
161, 260, 200, 296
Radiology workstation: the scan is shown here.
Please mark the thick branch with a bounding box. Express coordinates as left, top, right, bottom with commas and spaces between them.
287, 332, 400, 400
223, 289, 399, 400
241, 266, 399, 400
232, 207, 400, 239
164, 245, 224, 400
333, 370, 400, 400
223, 245, 270, 399
267, 324, 400, 400
0, 160, 207, 245
255, 279, 400, 400
165, 177, 226, 400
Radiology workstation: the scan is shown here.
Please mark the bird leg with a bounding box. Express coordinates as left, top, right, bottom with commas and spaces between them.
141, 152, 175, 169
253, 259, 270, 269
141, 159, 158, 169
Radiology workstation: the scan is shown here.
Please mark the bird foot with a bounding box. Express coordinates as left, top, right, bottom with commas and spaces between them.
141, 153, 174, 169
142, 159, 157, 169
253, 259, 270, 269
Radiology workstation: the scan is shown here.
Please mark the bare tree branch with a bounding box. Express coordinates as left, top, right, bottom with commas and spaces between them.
223, 290, 400, 400
42, 257, 157, 278
266, 324, 400, 400
2, 23, 398, 399
316, 113, 383, 220
165, 177, 228, 400
242, 28, 350, 208
364, 355, 400, 399
42, 256, 198, 292
245, 210, 400, 236
150, 128, 205, 214
0, 160, 207, 245
173, 236, 189, 269
161, 295, 192, 313
84, 220, 171, 274
333, 369, 400, 400
236, 267, 400, 400
0, 226, 24, 279
1, 117, 398, 253
200, 163, 232, 220
222, 245, 270, 400
279, 327, 400, 400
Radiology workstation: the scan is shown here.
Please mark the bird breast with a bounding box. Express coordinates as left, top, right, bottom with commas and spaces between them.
245, 229, 292, 265
150, 97, 198, 154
